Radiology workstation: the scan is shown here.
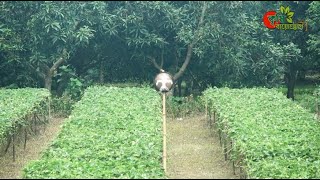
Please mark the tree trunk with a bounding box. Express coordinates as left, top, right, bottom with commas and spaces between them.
44, 49, 67, 92
173, 2, 207, 82
177, 78, 182, 97
44, 76, 53, 92
286, 78, 295, 100
173, 44, 193, 81
99, 59, 104, 84
286, 63, 297, 101
297, 70, 306, 81
148, 2, 207, 84
185, 79, 192, 96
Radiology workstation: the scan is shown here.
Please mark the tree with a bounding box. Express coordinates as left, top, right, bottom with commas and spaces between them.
0, 1, 318, 98
307, 1, 320, 73
110, 2, 211, 81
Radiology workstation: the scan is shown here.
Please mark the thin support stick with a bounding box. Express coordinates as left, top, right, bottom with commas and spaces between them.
162, 93, 167, 175
205, 98, 208, 120
316, 97, 319, 119
12, 133, 15, 162
24, 127, 27, 150
48, 97, 51, 120
4, 135, 11, 154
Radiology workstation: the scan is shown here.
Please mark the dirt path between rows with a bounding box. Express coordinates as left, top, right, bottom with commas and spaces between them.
0, 117, 65, 179
0, 113, 240, 179
166, 114, 240, 179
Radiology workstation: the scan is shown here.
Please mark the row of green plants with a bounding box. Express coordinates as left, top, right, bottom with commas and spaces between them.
23, 86, 165, 179
49, 81, 154, 118
0, 88, 50, 144
315, 85, 320, 119
277, 85, 320, 114
202, 87, 320, 178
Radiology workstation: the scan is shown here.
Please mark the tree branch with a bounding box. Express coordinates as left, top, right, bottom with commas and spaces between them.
48, 48, 67, 77
191, 1, 207, 46
160, 49, 164, 68
173, 2, 207, 81
173, 44, 193, 81
147, 55, 162, 71
29, 62, 49, 80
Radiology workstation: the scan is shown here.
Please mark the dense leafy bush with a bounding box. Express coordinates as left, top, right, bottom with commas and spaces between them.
0, 88, 50, 144
314, 85, 320, 98
277, 85, 318, 113
294, 93, 317, 113
23, 86, 164, 179
50, 94, 76, 117
167, 95, 203, 118
203, 87, 320, 178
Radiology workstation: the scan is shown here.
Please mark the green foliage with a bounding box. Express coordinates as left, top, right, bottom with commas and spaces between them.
167, 95, 203, 118
0, 1, 319, 96
307, 2, 320, 55
203, 87, 320, 178
54, 65, 85, 100
0, 23, 23, 52
294, 93, 317, 113
104, 81, 153, 88
277, 85, 318, 113
50, 95, 75, 117
0, 88, 50, 143
23, 86, 164, 179
314, 85, 320, 96
64, 78, 84, 100
315, 85, 320, 109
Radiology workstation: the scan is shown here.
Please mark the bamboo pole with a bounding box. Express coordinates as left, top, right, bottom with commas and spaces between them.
316, 95, 319, 119
205, 98, 208, 120
12, 133, 15, 162
162, 93, 167, 175
48, 96, 51, 120
24, 127, 27, 150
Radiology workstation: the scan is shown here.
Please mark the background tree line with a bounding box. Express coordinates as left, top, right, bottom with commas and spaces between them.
0, 1, 319, 100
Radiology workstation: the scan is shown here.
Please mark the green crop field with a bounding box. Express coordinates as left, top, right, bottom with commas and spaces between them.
23, 86, 165, 179
203, 87, 320, 178
0, 88, 50, 144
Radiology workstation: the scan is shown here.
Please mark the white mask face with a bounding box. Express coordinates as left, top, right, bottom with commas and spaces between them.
156, 78, 173, 92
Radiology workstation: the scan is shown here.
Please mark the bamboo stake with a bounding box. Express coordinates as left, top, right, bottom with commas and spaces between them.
12, 133, 15, 162
162, 93, 167, 175
218, 128, 222, 147
316, 96, 319, 119
231, 140, 235, 175
223, 134, 228, 161
4, 134, 11, 154
34, 113, 38, 135
24, 127, 27, 150
48, 97, 51, 120
205, 98, 208, 120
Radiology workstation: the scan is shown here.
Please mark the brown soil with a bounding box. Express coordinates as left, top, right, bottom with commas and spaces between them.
166, 114, 240, 179
0, 117, 65, 179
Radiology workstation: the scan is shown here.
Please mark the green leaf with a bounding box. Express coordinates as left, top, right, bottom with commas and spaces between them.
22, 87, 164, 179
0, 88, 50, 143
287, 12, 294, 18
203, 87, 320, 178
280, 5, 285, 14
285, 6, 290, 14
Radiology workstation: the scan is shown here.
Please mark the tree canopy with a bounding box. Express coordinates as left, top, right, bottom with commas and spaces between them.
0, 1, 319, 99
